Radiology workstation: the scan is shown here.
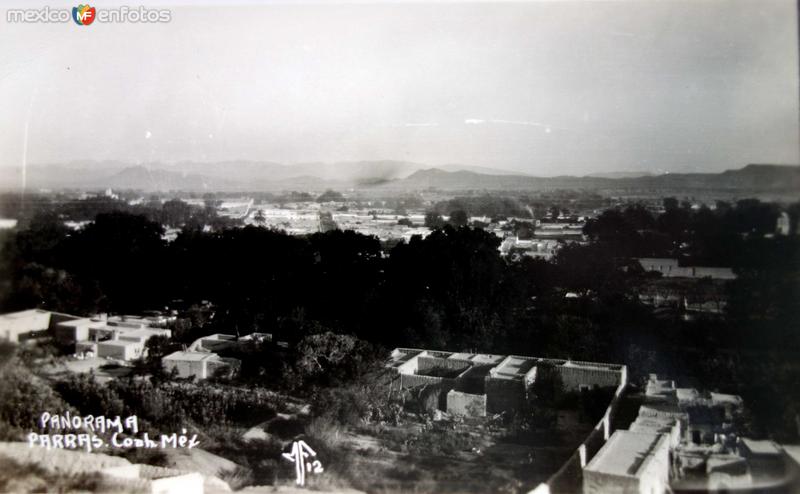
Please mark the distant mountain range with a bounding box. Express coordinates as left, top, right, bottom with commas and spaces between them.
0, 160, 798, 195
586, 171, 654, 179
384, 164, 800, 194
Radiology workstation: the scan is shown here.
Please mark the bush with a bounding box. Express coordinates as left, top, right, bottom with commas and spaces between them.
266, 417, 305, 440
305, 414, 344, 450
207, 436, 287, 486
0, 356, 75, 437
218, 467, 255, 491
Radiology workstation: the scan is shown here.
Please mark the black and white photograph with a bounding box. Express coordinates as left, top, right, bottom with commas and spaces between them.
0, 0, 799, 492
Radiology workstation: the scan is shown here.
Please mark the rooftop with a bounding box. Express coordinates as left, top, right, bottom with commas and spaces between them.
162, 351, 215, 362
446, 352, 505, 365
630, 416, 678, 435
639, 258, 680, 267
710, 392, 744, 407
0, 309, 50, 320
585, 430, 669, 478
676, 388, 701, 403
57, 317, 112, 329
645, 377, 676, 402
98, 339, 142, 348
741, 438, 782, 456
638, 403, 687, 420
388, 348, 624, 383
491, 356, 536, 380
470, 354, 506, 365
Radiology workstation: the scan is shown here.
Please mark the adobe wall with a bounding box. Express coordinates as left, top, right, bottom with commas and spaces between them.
555, 365, 621, 391
398, 374, 459, 410
207, 357, 240, 378
538, 376, 629, 494
582, 428, 606, 462
582, 470, 638, 494
446, 390, 487, 417
416, 356, 471, 376
399, 373, 443, 389
163, 358, 207, 379
636, 434, 670, 494
48, 313, 80, 330
547, 450, 584, 494
485, 377, 526, 414
454, 365, 493, 394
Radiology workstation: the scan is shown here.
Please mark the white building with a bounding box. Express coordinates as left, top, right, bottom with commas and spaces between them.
54, 316, 171, 360
0, 309, 79, 343
583, 430, 671, 494
162, 351, 239, 380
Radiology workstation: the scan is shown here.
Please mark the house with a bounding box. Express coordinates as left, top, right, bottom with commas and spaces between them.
0, 309, 80, 343
89, 328, 169, 361
162, 351, 240, 380
776, 212, 791, 235
54, 316, 171, 360
582, 430, 671, 494
739, 438, 785, 481
54, 316, 111, 345
188, 333, 239, 353
637, 258, 736, 280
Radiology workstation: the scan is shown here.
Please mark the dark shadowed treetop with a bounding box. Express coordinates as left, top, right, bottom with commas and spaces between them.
316, 190, 346, 203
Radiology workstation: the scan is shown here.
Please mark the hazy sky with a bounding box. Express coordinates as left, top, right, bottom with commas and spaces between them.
0, 0, 798, 175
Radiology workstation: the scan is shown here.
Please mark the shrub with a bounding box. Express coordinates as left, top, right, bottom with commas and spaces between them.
266, 417, 305, 440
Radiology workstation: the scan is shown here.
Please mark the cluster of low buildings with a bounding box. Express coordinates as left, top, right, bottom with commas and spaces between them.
1, 309, 179, 365
388, 348, 626, 418
580, 374, 800, 493
500, 237, 562, 260
55, 314, 173, 361
635, 258, 736, 320
0, 309, 173, 362
0, 309, 276, 382
244, 203, 434, 241
496, 219, 587, 260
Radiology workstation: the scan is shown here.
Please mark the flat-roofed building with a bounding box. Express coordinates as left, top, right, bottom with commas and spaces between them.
55, 316, 171, 360
97, 339, 145, 361
162, 351, 240, 380
583, 430, 671, 494
0, 309, 79, 343
630, 415, 682, 448
485, 355, 538, 413
0, 309, 51, 343
645, 376, 677, 404
637, 258, 736, 280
